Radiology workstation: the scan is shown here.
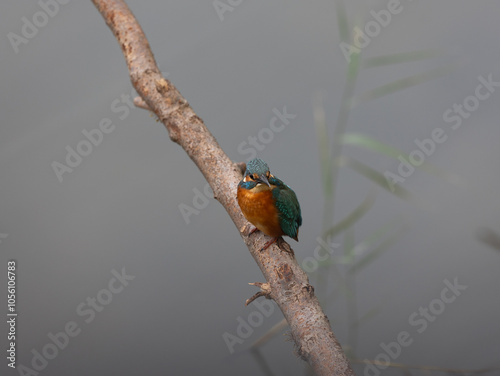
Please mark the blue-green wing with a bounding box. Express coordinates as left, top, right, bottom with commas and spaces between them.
270, 177, 302, 240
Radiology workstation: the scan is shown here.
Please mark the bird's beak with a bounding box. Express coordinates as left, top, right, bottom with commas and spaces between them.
257, 174, 270, 187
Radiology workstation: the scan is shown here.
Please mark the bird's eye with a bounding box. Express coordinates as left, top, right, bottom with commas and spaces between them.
251, 174, 257, 180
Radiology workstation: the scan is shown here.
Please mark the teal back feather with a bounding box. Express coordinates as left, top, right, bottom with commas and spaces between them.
269, 176, 302, 240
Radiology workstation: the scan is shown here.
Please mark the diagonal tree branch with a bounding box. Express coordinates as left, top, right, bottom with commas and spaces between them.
91, 1, 354, 375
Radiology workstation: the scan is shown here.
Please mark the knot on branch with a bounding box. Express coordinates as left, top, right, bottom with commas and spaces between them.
276, 263, 294, 283
277, 238, 294, 255
155, 77, 170, 95
301, 283, 315, 297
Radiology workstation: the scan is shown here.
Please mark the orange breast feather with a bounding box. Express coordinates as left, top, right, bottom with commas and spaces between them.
237, 188, 283, 237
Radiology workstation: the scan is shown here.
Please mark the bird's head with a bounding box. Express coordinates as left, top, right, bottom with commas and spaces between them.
242, 158, 272, 188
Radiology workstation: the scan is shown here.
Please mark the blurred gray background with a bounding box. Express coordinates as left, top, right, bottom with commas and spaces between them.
1, 1, 500, 375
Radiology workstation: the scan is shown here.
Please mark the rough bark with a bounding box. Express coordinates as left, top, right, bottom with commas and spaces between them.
91, 1, 355, 375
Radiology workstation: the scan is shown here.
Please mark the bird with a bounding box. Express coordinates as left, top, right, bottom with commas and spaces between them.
237, 158, 302, 251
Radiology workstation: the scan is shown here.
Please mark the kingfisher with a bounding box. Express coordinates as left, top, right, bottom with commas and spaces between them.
237, 158, 302, 251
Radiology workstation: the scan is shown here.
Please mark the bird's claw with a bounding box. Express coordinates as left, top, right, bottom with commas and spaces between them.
258, 237, 278, 252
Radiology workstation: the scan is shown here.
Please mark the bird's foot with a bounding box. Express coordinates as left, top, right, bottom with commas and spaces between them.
240, 224, 258, 238
248, 226, 259, 236
258, 237, 278, 252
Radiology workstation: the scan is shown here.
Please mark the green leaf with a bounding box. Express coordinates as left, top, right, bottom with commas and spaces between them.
347, 43, 361, 81
362, 49, 441, 69
334, 0, 350, 43
327, 188, 377, 239
341, 133, 404, 159
343, 227, 356, 265
338, 156, 413, 200
353, 65, 453, 105
341, 133, 463, 184
350, 219, 408, 273
314, 94, 332, 198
